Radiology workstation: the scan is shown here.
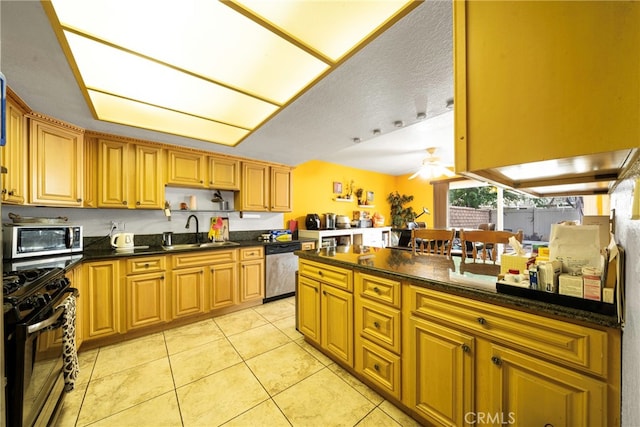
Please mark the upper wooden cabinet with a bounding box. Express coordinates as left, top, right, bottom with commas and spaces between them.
235, 161, 292, 212
208, 155, 240, 190
134, 144, 164, 209
167, 149, 206, 188
454, 1, 640, 195
98, 139, 129, 208
2, 94, 28, 204
29, 115, 84, 206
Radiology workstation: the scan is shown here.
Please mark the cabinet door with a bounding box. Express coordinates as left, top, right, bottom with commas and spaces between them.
29, 118, 84, 206
270, 166, 292, 212
208, 155, 240, 190
2, 98, 27, 204
454, 1, 639, 173
126, 272, 167, 330
171, 267, 205, 318
98, 139, 129, 208
83, 137, 98, 207
298, 275, 321, 344
208, 262, 238, 310
321, 284, 353, 367
135, 144, 163, 209
167, 149, 205, 187
237, 162, 268, 211
83, 260, 121, 340
485, 344, 607, 427
405, 316, 474, 427
239, 259, 264, 302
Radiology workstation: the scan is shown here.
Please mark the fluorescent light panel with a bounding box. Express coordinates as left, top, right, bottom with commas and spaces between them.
47, 0, 415, 146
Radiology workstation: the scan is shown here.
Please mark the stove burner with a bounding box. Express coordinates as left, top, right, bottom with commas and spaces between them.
3, 268, 65, 301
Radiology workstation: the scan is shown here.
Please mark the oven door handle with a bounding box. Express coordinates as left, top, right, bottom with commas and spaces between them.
27, 305, 65, 334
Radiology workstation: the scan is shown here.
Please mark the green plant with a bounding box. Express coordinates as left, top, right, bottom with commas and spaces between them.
387, 191, 416, 227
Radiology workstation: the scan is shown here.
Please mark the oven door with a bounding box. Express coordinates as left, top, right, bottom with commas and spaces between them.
8, 295, 71, 427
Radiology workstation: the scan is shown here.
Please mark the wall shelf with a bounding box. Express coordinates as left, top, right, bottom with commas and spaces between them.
334, 197, 353, 202
358, 205, 375, 208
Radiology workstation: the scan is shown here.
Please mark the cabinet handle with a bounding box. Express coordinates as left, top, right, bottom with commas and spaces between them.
318, 270, 323, 276
1, 189, 6, 194
373, 287, 380, 294
136, 201, 141, 205
144, 263, 149, 268
322, 290, 327, 296
8, 190, 14, 196
373, 321, 380, 329
122, 200, 127, 205
491, 356, 502, 366
200, 180, 204, 184
211, 268, 214, 272
373, 364, 380, 371
77, 198, 83, 202
314, 287, 318, 293
160, 276, 165, 280
461, 344, 470, 353
477, 317, 486, 325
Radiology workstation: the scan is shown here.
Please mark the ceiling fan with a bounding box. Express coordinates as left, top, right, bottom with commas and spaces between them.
408, 147, 456, 180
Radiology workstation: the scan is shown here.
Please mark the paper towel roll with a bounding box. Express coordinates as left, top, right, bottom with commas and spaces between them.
189, 195, 197, 210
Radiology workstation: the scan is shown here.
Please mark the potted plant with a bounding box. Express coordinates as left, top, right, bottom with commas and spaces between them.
355, 188, 364, 205
387, 191, 417, 228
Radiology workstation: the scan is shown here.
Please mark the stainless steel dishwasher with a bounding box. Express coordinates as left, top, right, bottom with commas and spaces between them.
264, 241, 302, 303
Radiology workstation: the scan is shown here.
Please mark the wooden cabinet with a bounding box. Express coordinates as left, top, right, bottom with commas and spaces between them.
406, 285, 618, 427
2, 95, 28, 204
405, 316, 474, 426
82, 260, 121, 340
167, 149, 206, 187
299, 259, 353, 367
29, 116, 84, 206
205, 249, 238, 310
235, 161, 292, 212
355, 272, 402, 399
454, 1, 639, 189
170, 265, 206, 319
134, 144, 163, 209
125, 256, 167, 330
98, 139, 129, 208
270, 165, 292, 211
208, 155, 240, 190
239, 247, 264, 302
83, 138, 98, 208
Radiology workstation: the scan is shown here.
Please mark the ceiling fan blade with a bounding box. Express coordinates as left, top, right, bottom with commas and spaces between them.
408, 170, 421, 180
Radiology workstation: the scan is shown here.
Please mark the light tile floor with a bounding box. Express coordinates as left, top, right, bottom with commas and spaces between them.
56, 297, 422, 427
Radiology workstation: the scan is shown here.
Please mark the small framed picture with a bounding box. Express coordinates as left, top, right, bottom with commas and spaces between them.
367, 191, 374, 202
333, 181, 342, 194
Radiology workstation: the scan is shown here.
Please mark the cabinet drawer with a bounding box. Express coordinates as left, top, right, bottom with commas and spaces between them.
356, 297, 401, 354
171, 249, 237, 269
356, 272, 400, 308
356, 338, 401, 400
240, 246, 263, 261
126, 256, 165, 274
409, 286, 608, 376
299, 259, 352, 292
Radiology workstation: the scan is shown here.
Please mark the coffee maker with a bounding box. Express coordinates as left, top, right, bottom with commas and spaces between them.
305, 213, 320, 230
324, 213, 337, 230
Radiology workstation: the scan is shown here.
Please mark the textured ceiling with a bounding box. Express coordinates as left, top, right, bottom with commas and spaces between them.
0, 1, 454, 176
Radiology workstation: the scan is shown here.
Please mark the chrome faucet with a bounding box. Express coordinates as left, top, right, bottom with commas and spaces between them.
185, 215, 200, 243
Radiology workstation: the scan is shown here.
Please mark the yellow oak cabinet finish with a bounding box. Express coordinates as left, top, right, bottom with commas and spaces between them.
2, 94, 28, 204
134, 144, 164, 209
125, 256, 167, 330
166, 149, 206, 188
82, 260, 122, 340
98, 139, 129, 208
239, 247, 264, 302
454, 1, 640, 182
170, 266, 206, 319
29, 116, 84, 206
298, 259, 354, 367
83, 138, 98, 208
208, 155, 240, 190
235, 161, 292, 212
206, 249, 239, 310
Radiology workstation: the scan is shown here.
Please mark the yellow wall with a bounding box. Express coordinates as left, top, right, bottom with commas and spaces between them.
285, 160, 435, 230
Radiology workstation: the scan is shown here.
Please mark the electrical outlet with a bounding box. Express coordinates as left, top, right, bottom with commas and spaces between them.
111, 221, 125, 232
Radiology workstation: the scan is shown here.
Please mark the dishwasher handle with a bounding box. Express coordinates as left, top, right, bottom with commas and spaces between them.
265, 242, 302, 255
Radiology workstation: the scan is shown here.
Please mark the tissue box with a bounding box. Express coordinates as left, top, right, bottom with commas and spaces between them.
500, 253, 536, 275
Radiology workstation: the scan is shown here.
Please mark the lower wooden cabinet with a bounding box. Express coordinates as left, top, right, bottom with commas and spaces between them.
125, 256, 167, 330
171, 266, 206, 319
298, 260, 354, 367
208, 262, 238, 309
239, 247, 264, 303
82, 260, 122, 340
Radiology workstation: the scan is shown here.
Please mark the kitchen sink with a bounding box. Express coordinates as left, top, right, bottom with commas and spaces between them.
162, 241, 240, 251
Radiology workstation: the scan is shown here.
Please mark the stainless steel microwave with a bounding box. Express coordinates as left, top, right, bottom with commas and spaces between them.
3, 225, 83, 259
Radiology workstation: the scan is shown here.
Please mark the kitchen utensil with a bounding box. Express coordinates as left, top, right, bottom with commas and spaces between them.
336, 215, 351, 229
305, 214, 320, 230
8, 213, 68, 224
110, 232, 135, 249
162, 232, 173, 246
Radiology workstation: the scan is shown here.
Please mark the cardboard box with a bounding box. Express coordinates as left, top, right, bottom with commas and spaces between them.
500, 253, 536, 275
559, 274, 584, 298
582, 266, 602, 301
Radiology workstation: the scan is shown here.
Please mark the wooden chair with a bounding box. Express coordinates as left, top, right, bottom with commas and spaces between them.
460, 229, 524, 263
411, 228, 456, 256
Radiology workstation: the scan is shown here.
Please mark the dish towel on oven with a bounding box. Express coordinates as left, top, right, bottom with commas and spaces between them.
58, 294, 79, 392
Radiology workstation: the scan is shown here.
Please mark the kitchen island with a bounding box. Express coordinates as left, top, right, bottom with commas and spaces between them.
296, 246, 621, 426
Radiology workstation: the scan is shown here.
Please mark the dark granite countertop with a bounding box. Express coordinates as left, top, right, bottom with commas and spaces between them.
296, 247, 621, 329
